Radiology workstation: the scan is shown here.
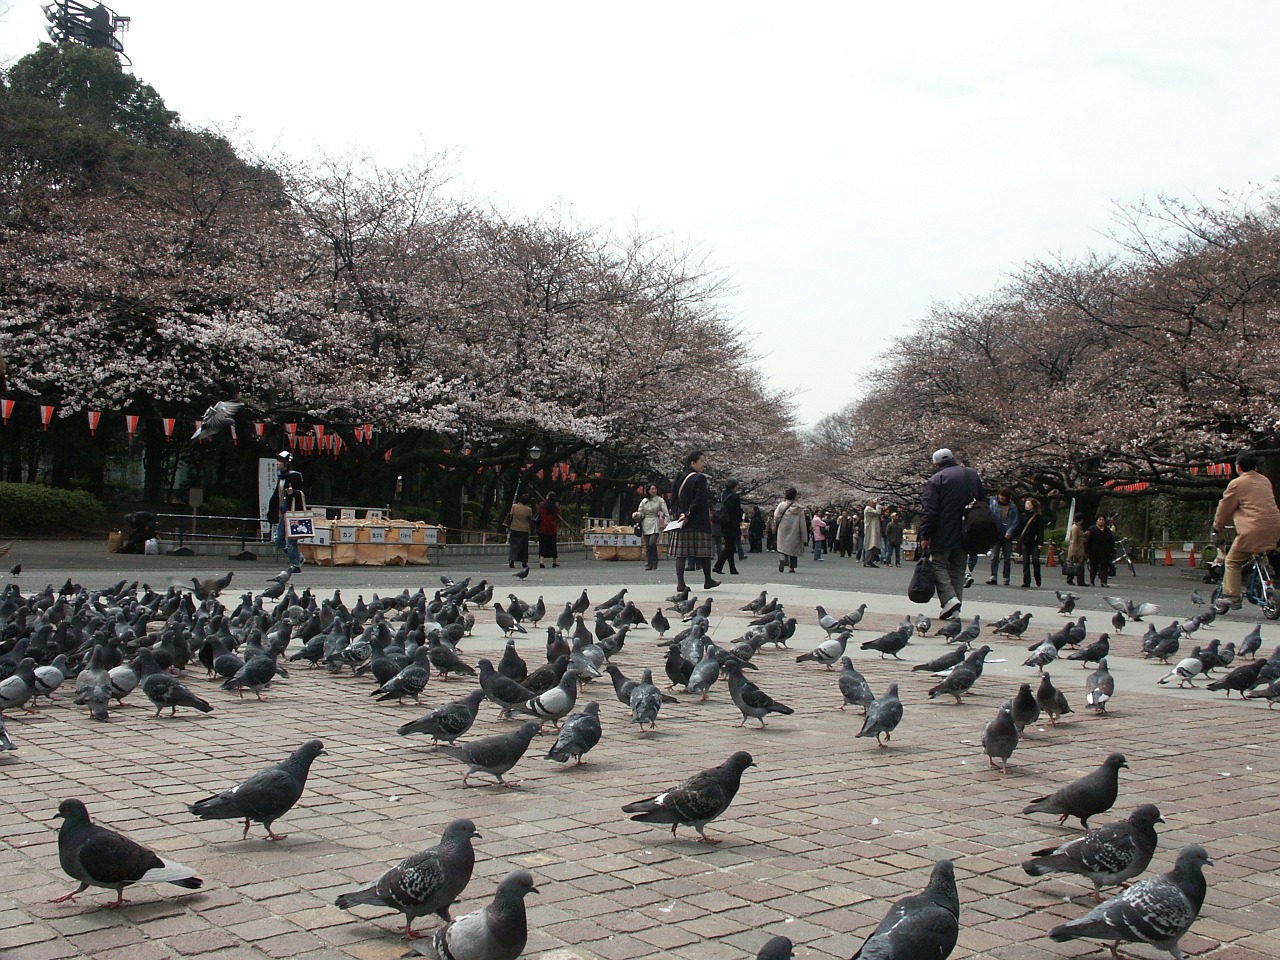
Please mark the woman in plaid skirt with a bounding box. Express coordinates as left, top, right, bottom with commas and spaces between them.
666, 450, 720, 591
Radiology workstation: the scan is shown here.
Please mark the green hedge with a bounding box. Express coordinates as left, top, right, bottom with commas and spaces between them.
0, 482, 106, 533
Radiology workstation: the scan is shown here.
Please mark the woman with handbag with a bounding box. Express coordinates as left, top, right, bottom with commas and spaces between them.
633, 484, 669, 571
1017, 498, 1047, 588
774, 487, 806, 573
1064, 516, 1088, 586
506, 494, 534, 570
666, 450, 720, 591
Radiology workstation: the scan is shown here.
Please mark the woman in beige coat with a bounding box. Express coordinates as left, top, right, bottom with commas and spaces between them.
1212, 451, 1280, 610
774, 487, 806, 574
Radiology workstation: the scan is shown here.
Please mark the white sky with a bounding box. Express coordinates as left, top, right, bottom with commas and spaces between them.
4, 2, 1280, 426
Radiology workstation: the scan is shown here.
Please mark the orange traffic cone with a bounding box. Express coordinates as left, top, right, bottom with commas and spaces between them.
1188, 545, 1198, 567
1046, 543, 1057, 567
1164, 544, 1174, 566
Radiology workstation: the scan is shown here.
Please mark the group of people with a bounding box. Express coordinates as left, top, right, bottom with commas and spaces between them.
504, 493, 563, 570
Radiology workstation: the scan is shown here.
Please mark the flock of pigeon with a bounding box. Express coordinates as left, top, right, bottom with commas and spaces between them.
0, 564, 1259, 960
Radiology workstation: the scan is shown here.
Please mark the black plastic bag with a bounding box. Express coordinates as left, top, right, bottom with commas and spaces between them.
908, 557, 936, 603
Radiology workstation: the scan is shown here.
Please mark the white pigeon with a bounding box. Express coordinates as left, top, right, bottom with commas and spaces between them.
1158, 656, 1203, 688
190, 401, 244, 441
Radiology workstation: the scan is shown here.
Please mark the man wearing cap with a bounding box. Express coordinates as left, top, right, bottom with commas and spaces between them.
267, 451, 307, 573
919, 447, 985, 619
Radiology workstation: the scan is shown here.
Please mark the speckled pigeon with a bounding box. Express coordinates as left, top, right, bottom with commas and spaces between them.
1023, 804, 1163, 901
849, 859, 960, 960
398, 689, 485, 744
856, 683, 903, 747
545, 702, 602, 764
622, 750, 755, 843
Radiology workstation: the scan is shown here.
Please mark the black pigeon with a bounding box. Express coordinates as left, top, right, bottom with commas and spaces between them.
725, 661, 794, 728
757, 935, 794, 960
410, 869, 538, 960
837, 657, 875, 713
1068, 633, 1110, 668
545, 702, 603, 764
1023, 804, 1163, 901
860, 628, 909, 660
849, 859, 960, 960
1048, 844, 1211, 959
8, 563, 19, 576
188, 739, 325, 840
857, 682, 903, 747
1010, 683, 1041, 734
572, 590, 591, 614
335, 818, 479, 940
1023, 752, 1127, 827
513, 566, 529, 580
435, 721, 540, 786
398, 690, 485, 745
52, 798, 203, 908
1035, 673, 1073, 725
497, 639, 527, 683
136, 650, 213, 718
911, 643, 969, 674
622, 750, 755, 843
1206, 658, 1266, 697
372, 650, 431, 705
221, 653, 279, 701
664, 647, 695, 690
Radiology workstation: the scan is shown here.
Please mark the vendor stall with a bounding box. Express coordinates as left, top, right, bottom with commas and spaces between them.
300, 518, 444, 566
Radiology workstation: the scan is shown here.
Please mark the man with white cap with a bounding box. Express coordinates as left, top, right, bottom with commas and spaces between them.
918, 447, 985, 619
267, 450, 307, 573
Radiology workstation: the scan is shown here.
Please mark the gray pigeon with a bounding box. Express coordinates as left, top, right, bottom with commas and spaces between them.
725, 661, 794, 728
850, 859, 960, 960
398, 690, 485, 745
757, 936, 794, 960
1010, 683, 1041, 735
516, 669, 580, 728
410, 869, 538, 960
860, 628, 909, 659
982, 702, 1019, 773
911, 643, 969, 674
191, 400, 243, 441
1048, 844, 1211, 960
0, 716, 14, 751
1023, 753, 1127, 828
435, 721, 540, 786
52, 798, 203, 908
622, 750, 755, 843
837, 657, 875, 713
1023, 804, 1163, 901
1024, 639, 1058, 673
1035, 673, 1073, 725
188, 739, 325, 840
1238, 625, 1262, 659
629, 669, 663, 732
545, 702, 603, 764
686, 648, 721, 701
136, 650, 213, 718
857, 683, 903, 747
796, 631, 850, 669
478, 658, 536, 718
0, 657, 38, 714
335, 818, 480, 940
1085, 660, 1115, 714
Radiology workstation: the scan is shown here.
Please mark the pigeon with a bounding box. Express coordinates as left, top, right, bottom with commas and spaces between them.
1024, 639, 1058, 673
796, 631, 850, 670
1244, 677, 1280, 707
849, 859, 960, 960
725, 661, 794, 728
1112, 611, 1126, 633
8, 563, 19, 577
1085, 660, 1115, 714
52, 799, 203, 908
545, 702, 603, 764
1035, 673, 1073, 725
1157, 654, 1203, 688
629, 669, 664, 732
837, 657, 875, 713
0, 657, 38, 714
1238, 625, 1262, 659
933, 619, 963, 640
190, 400, 243, 440
513, 566, 529, 580
435, 721, 540, 786
136, 650, 213, 718
477, 658, 536, 718
572, 589, 591, 614
982, 702, 1019, 772
622, 750, 756, 845
1105, 596, 1158, 621
1057, 593, 1077, 615
995, 612, 1033, 637
756, 935, 794, 960
335, 818, 480, 940
1068, 633, 1110, 668
1023, 804, 1163, 902
686, 648, 721, 701
927, 645, 991, 704
651, 608, 671, 638
493, 603, 526, 637
816, 605, 842, 637
515, 669, 580, 728
496, 640, 528, 683
188, 739, 325, 840
1190, 589, 1206, 605
221, 653, 280, 701
0, 716, 14, 751
1023, 752, 1127, 827
857, 683, 903, 747
911, 643, 969, 674
409, 869, 537, 960
860, 628, 910, 660
1048, 844, 1211, 960
398, 690, 486, 745
429, 638, 476, 681
1206, 658, 1267, 697
840, 603, 869, 629
1010, 683, 1041, 734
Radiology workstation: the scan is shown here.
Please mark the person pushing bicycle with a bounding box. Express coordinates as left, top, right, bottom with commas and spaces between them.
1211, 450, 1280, 613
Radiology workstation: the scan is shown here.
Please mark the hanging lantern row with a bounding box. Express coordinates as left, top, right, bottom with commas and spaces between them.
1189, 463, 1233, 476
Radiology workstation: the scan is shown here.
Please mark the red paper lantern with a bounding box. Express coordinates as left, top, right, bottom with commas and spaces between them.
161, 417, 175, 441
125, 414, 139, 441
40, 405, 55, 430
86, 411, 100, 436
0, 399, 13, 424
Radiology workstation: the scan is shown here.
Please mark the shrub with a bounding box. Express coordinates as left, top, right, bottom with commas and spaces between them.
0, 481, 107, 533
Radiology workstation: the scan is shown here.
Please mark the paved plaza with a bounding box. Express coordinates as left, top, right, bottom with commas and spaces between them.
1, 541, 1277, 960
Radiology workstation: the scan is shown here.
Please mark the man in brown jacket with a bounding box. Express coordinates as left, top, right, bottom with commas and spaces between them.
1212, 451, 1280, 611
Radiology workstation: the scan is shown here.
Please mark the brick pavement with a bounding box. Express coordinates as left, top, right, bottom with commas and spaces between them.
1, 560, 1278, 960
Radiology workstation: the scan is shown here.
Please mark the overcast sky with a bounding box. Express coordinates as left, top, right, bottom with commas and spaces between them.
5, 2, 1280, 426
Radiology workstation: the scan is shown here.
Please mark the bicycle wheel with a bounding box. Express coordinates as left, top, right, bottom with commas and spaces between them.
1265, 595, 1280, 620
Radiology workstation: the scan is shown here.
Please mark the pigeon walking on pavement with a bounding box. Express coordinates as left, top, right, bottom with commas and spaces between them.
837, 657, 875, 713
409, 869, 538, 960
1022, 804, 1163, 902
1023, 753, 1128, 828
52, 798, 203, 908
398, 690, 485, 745
1047, 844, 1211, 960
335, 818, 480, 940
435, 722, 540, 787
188, 739, 325, 840
849, 859, 960, 960
1085, 660, 1116, 714
982, 702, 1019, 773
856, 682, 903, 747
545, 702, 603, 764
622, 751, 755, 843
725, 661, 794, 728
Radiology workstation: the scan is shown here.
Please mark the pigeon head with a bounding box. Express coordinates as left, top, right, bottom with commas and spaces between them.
516, 721, 542, 741
1130, 804, 1164, 827
924, 858, 960, 917
582, 701, 601, 717
442, 818, 481, 842
498, 869, 539, 897
55, 798, 90, 823
724, 751, 756, 772
1175, 843, 1213, 872
1104, 752, 1128, 770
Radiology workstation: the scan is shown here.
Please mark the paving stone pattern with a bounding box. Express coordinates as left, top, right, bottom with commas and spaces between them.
1, 571, 1278, 960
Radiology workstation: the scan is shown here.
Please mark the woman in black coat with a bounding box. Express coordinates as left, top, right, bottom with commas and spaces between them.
1083, 515, 1116, 587
666, 450, 719, 591
712, 479, 743, 576
1017, 497, 1047, 588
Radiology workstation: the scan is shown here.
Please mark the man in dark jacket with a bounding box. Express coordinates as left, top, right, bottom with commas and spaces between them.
918, 448, 984, 619
712, 479, 743, 576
